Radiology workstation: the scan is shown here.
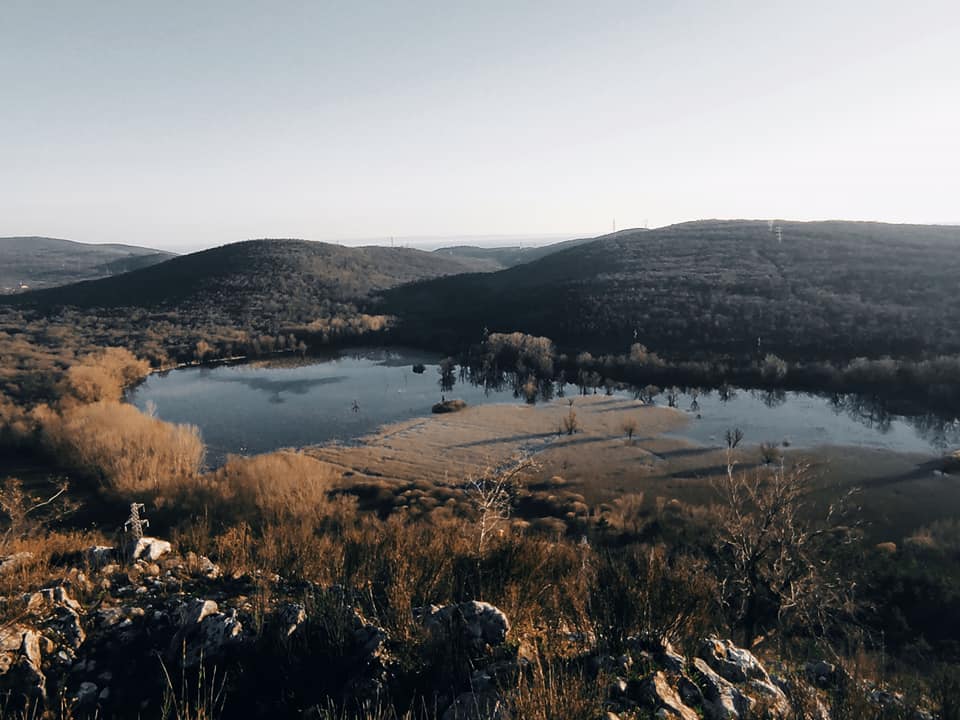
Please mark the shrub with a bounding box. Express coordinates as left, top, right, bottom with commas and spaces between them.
59, 347, 151, 405
759, 441, 783, 465
37, 401, 205, 498
210, 451, 350, 525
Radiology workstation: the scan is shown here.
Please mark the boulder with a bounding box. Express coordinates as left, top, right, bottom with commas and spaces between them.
169, 599, 243, 667
275, 602, 307, 638
699, 636, 772, 684
693, 658, 754, 720
423, 601, 509, 650
639, 671, 700, 720
85, 546, 117, 568
130, 537, 172, 562
0, 629, 46, 706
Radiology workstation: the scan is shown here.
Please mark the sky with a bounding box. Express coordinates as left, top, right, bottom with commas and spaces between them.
2, 1, 958, 251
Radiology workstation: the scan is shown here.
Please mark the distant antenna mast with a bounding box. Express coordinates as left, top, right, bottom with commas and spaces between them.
612, 218, 617, 233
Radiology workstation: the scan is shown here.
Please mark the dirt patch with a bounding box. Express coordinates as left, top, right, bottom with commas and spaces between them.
306, 396, 687, 485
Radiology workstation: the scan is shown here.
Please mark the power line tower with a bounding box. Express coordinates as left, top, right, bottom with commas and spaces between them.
124, 502, 149, 541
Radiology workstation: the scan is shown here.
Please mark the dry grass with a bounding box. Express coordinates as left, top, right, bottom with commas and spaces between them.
208, 450, 347, 524
35, 400, 205, 499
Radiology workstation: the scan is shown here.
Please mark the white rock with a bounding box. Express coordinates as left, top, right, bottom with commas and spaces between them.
693, 658, 754, 720
699, 636, 771, 684
131, 537, 172, 562
643, 671, 700, 720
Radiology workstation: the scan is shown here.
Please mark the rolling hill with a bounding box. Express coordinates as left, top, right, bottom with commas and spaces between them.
382, 220, 960, 362
0, 236, 175, 291
3, 238, 486, 322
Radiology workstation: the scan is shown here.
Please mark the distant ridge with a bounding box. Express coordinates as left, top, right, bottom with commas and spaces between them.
2, 238, 485, 321
0, 236, 175, 291
432, 233, 618, 271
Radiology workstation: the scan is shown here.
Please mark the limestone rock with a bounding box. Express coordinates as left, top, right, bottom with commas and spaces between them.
640, 671, 700, 720
696, 637, 789, 718
423, 601, 509, 649
0, 629, 46, 705
275, 602, 307, 638
693, 657, 754, 720
170, 599, 243, 667
130, 537, 172, 562
699, 636, 772, 684
86, 546, 117, 568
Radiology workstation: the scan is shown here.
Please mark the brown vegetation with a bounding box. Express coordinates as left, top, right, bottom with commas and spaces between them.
34, 401, 204, 499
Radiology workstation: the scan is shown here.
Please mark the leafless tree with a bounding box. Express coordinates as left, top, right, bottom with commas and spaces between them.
0, 477, 74, 549
712, 460, 860, 648
466, 456, 538, 556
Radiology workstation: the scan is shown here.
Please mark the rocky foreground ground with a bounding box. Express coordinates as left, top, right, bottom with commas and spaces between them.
0, 536, 935, 719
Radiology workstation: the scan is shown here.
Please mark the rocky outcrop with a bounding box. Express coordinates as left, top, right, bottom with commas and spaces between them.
696, 636, 790, 718
169, 598, 244, 668
422, 600, 510, 651
0, 534, 935, 720
692, 657, 756, 720
639, 671, 699, 720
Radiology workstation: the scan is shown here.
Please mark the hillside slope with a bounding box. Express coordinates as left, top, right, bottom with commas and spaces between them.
383, 220, 960, 361
0, 236, 174, 291
4, 239, 483, 322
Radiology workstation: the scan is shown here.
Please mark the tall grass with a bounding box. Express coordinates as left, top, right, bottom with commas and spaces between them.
36, 401, 205, 498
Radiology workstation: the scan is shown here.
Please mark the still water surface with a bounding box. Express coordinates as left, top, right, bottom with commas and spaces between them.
129, 347, 955, 464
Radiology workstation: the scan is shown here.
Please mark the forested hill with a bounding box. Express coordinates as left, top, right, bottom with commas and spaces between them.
381, 220, 960, 362
0, 236, 174, 290
3, 239, 481, 321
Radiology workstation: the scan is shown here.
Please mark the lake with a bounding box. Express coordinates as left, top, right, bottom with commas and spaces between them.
129, 347, 956, 464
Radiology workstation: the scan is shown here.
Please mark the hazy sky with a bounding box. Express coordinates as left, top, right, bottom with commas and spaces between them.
2, 1, 957, 250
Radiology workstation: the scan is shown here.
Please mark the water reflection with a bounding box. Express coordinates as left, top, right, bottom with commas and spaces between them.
131, 349, 959, 462
210, 374, 347, 403
447, 362, 959, 452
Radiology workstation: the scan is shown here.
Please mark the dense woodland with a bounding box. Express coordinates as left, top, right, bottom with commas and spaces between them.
384, 220, 960, 360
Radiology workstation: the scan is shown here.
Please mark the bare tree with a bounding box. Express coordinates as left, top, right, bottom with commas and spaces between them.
465, 456, 539, 599
0, 477, 74, 549
712, 460, 860, 647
